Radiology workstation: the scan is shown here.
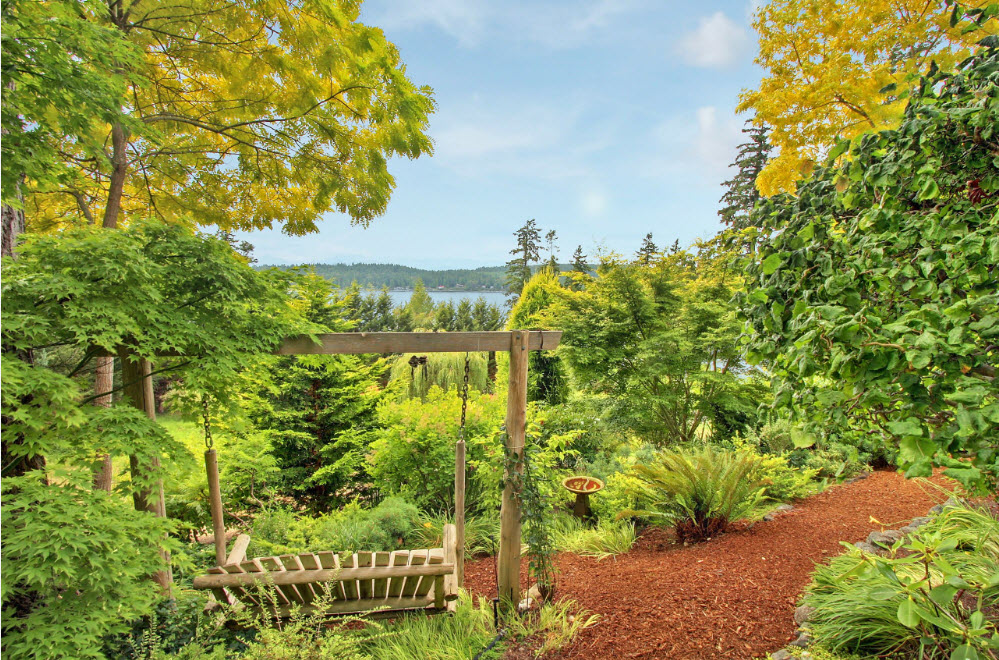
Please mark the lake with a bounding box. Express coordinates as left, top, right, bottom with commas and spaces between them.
385, 289, 509, 308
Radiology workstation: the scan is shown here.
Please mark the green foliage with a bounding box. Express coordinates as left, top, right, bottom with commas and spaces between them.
1, 224, 307, 655
512, 439, 559, 600
1, 0, 139, 204
501, 598, 601, 658
359, 592, 498, 660
507, 270, 571, 404
549, 514, 637, 559
368, 387, 506, 513
732, 440, 820, 502
739, 44, 999, 492
288, 263, 509, 291
803, 505, 999, 659
249, 498, 421, 556
619, 446, 768, 541
2, 475, 178, 659
410, 511, 501, 557
388, 352, 490, 400
556, 240, 766, 445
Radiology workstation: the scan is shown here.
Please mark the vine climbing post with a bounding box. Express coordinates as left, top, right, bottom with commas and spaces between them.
498, 329, 528, 605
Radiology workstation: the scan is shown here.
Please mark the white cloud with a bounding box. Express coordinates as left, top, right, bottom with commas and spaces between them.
431, 101, 603, 179
643, 105, 742, 181
675, 12, 750, 69
368, 0, 488, 47
366, 0, 645, 49
580, 189, 608, 217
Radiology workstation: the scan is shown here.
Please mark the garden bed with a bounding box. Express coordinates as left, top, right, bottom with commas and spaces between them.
465, 470, 951, 659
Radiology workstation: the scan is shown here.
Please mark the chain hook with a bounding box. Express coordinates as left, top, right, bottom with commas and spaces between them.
458, 353, 470, 442
201, 394, 213, 450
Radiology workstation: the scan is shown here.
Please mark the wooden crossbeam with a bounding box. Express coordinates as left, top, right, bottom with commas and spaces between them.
276, 330, 561, 356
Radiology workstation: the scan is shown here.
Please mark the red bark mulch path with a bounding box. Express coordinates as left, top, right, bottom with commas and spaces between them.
465, 470, 951, 660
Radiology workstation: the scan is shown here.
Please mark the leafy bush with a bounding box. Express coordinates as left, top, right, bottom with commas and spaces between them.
788, 442, 868, 481
619, 446, 768, 541
549, 514, 637, 559
803, 505, 999, 659
249, 498, 421, 556
2, 474, 177, 660
731, 440, 819, 502
368, 387, 506, 513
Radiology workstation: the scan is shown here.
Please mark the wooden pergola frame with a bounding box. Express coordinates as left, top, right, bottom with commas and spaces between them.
205, 329, 561, 605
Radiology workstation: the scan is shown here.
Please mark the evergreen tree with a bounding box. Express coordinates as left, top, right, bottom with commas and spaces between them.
635, 232, 658, 265
505, 218, 542, 301
571, 246, 588, 273
719, 121, 772, 252
544, 229, 559, 272
455, 299, 474, 331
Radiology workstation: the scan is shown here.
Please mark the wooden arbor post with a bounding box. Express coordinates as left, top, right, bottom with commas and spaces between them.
274, 330, 559, 606
498, 330, 528, 604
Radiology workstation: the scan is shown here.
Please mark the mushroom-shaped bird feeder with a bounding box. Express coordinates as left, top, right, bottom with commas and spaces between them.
562, 476, 604, 521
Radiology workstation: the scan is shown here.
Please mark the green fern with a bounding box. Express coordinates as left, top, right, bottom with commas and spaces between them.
618, 446, 768, 541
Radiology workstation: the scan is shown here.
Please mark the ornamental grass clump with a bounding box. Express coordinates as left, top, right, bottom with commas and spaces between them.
802, 505, 999, 659
618, 446, 767, 541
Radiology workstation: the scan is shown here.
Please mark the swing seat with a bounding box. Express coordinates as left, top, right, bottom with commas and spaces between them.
192, 524, 460, 617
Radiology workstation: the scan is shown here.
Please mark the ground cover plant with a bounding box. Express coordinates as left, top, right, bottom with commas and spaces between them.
801, 504, 999, 659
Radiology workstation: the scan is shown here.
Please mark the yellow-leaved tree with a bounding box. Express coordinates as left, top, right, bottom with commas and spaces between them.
739, 0, 996, 195
23, 0, 435, 235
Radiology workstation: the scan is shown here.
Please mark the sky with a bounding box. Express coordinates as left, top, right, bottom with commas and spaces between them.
239, 0, 764, 268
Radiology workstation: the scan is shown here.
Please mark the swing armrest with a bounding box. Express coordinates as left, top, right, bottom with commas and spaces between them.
225, 534, 251, 566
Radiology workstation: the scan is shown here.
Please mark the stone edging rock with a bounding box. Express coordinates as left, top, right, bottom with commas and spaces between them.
770, 498, 959, 659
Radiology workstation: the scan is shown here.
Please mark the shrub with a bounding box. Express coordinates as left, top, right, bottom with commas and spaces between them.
803, 505, 999, 659
249, 498, 421, 556
368, 387, 506, 513
732, 440, 819, 502
1, 473, 178, 660
619, 446, 768, 541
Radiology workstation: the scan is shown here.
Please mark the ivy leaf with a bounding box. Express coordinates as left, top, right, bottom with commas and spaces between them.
762, 254, 782, 275
888, 418, 923, 437
919, 178, 941, 200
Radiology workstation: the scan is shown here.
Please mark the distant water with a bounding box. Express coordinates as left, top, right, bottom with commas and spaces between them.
385, 290, 508, 308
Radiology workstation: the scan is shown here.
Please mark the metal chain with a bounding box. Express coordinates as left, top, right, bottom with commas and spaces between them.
458, 353, 470, 441
201, 395, 213, 450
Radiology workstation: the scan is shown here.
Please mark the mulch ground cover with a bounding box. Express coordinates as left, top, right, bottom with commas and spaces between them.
465, 470, 951, 660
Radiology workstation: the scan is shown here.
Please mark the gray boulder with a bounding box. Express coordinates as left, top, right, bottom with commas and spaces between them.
771, 651, 793, 660
867, 529, 905, 547
854, 541, 880, 554
794, 605, 815, 625
790, 631, 812, 648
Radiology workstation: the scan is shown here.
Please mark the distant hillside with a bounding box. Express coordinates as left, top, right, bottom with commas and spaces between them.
264, 262, 509, 290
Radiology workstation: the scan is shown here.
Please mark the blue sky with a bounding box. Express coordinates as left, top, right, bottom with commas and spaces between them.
241, 0, 763, 268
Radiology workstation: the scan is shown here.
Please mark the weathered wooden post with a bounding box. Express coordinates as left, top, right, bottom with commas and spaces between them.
205, 449, 227, 566
454, 436, 466, 587
498, 330, 529, 604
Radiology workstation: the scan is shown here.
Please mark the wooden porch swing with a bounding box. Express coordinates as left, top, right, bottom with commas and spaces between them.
191, 330, 560, 616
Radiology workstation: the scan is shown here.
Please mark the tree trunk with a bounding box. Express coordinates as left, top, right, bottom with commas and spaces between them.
120, 350, 172, 594
2, 179, 25, 258
92, 356, 115, 492
103, 122, 129, 229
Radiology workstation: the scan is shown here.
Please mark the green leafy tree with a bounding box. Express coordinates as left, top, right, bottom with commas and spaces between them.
718, 121, 772, 253
508, 270, 571, 405
506, 218, 542, 300
248, 271, 386, 508
6, 0, 435, 235
557, 242, 765, 445
739, 44, 999, 491
1, 222, 303, 656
